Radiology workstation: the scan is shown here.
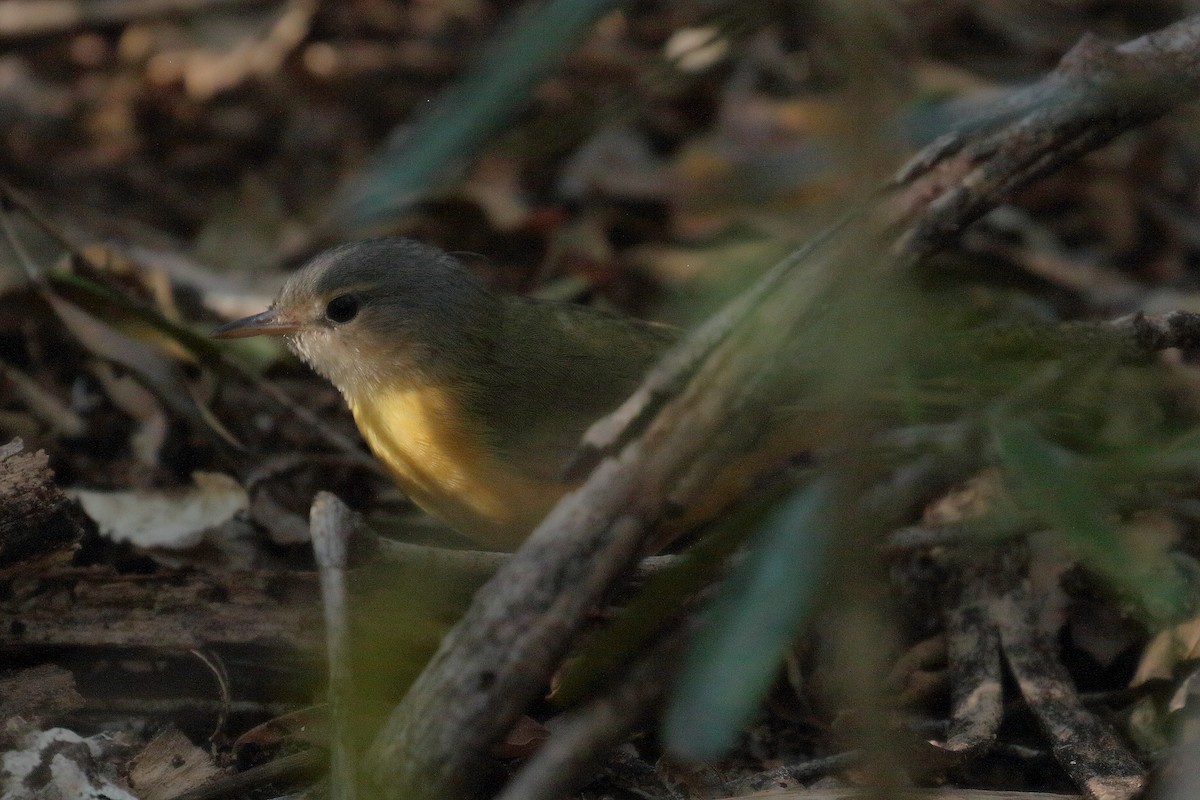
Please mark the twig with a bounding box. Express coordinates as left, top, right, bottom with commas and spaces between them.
722, 751, 864, 796
373, 537, 679, 583
494, 620, 692, 800
994, 585, 1145, 800
958, 312, 1200, 363
933, 569, 1003, 764
882, 517, 1040, 555
167, 749, 324, 800
892, 16, 1200, 264
310, 493, 357, 800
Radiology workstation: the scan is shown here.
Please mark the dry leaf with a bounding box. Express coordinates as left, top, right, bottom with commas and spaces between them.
1131, 617, 1200, 686
126, 728, 221, 800
491, 715, 550, 760
922, 468, 1004, 526
71, 472, 248, 549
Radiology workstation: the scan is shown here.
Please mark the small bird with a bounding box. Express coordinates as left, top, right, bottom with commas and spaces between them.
214, 237, 676, 550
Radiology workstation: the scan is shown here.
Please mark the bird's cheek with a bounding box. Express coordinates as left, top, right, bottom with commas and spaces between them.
283, 334, 308, 363
286, 332, 327, 374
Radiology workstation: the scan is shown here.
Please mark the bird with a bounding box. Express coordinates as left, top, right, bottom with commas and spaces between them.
213, 237, 677, 550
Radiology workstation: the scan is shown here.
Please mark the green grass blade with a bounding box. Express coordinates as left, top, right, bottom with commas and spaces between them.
663, 478, 834, 761
553, 483, 797, 709
334, 0, 614, 225
995, 422, 1186, 619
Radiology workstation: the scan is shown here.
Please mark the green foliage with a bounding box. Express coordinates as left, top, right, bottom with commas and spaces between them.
553, 482, 799, 708
662, 478, 835, 760
995, 421, 1189, 621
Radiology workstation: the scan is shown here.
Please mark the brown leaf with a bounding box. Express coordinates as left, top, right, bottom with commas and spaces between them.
490, 715, 550, 760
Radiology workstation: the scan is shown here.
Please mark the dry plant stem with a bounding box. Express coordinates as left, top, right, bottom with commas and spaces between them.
892, 14, 1200, 263
882, 518, 1040, 554
188, 648, 232, 742
168, 750, 325, 800
937, 574, 1002, 762
374, 531, 679, 582
495, 621, 692, 800
994, 585, 1145, 800
710, 790, 1080, 800
310, 493, 357, 800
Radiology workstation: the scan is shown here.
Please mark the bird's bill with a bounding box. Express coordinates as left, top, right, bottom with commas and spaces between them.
211, 309, 300, 339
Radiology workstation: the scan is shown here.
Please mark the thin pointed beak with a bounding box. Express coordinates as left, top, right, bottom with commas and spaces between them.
211, 308, 301, 339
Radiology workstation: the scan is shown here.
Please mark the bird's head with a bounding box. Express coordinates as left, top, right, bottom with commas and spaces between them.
213, 237, 497, 395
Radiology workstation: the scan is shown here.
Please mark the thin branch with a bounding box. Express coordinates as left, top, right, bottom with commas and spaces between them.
494, 620, 692, 800
310, 493, 358, 800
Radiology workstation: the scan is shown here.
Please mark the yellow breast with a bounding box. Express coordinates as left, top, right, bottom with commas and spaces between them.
345, 383, 567, 549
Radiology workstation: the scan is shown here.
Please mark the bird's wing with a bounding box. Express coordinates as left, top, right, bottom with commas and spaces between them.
473, 296, 677, 483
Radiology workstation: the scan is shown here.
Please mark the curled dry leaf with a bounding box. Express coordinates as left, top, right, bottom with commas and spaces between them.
233, 705, 329, 754
921, 468, 1005, 526
1131, 617, 1200, 687
89, 361, 168, 468
491, 715, 550, 760
71, 472, 248, 550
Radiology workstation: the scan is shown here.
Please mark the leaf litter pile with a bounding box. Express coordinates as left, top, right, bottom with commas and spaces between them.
8, 3, 1200, 800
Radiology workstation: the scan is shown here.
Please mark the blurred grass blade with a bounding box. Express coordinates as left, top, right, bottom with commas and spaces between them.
49, 271, 226, 367
334, 0, 614, 226
663, 478, 834, 761
994, 422, 1184, 618
1151, 423, 1200, 474
0, 198, 242, 449
554, 483, 797, 708
44, 290, 243, 450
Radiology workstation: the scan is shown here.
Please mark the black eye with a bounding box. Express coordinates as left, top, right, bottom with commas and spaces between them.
325, 294, 360, 323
